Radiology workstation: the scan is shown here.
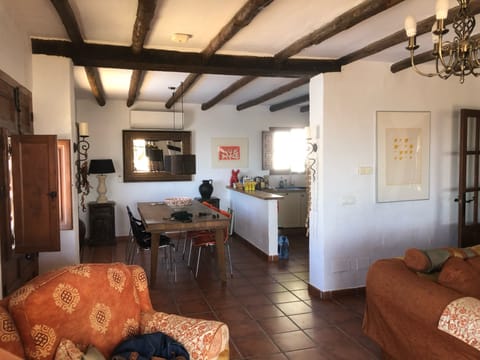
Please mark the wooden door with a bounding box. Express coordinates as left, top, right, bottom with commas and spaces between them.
10, 135, 60, 252
458, 109, 480, 247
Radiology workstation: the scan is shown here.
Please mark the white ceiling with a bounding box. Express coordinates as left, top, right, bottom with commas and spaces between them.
4, 0, 465, 107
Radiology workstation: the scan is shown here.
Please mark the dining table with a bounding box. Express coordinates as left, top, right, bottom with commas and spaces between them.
137, 200, 230, 285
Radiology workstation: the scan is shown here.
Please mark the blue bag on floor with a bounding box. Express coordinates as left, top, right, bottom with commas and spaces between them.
278, 235, 289, 260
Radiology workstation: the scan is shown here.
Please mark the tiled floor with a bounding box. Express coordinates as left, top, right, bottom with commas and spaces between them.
82, 230, 381, 359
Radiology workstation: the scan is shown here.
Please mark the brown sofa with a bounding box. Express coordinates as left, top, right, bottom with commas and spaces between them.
0, 263, 229, 360
363, 247, 480, 360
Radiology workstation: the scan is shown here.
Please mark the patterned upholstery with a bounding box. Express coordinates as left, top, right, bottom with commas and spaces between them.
438, 296, 480, 351
0, 263, 229, 360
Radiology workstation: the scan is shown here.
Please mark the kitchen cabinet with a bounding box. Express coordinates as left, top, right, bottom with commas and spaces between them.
278, 191, 307, 228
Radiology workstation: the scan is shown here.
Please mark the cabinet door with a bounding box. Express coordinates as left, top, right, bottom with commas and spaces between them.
11, 135, 60, 252
278, 192, 301, 228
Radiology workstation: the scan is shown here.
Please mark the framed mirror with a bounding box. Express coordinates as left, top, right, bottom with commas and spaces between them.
122, 130, 193, 182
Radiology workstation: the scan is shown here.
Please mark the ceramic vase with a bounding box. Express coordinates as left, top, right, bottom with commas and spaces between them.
199, 179, 213, 199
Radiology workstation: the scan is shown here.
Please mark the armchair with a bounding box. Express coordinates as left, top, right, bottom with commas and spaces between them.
0, 263, 229, 359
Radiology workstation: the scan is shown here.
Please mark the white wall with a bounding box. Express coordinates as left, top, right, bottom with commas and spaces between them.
76, 99, 308, 237
0, 2, 31, 89
33, 55, 80, 272
310, 61, 480, 292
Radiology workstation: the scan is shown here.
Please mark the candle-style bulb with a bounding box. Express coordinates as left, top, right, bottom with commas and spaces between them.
435, 0, 449, 20
404, 16, 417, 37
79, 122, 89, 137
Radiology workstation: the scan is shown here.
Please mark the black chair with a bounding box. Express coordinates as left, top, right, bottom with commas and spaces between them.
126, 206, 176, 281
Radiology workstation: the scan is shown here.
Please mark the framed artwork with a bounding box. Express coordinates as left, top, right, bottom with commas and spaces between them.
376, 111, 430, 202
211, 137, 249, 168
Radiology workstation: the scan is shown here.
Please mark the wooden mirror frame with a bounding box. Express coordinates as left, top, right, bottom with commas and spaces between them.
122, 130, 193, 182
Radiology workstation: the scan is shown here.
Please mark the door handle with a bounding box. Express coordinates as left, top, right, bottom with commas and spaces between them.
48, 191, 58, 199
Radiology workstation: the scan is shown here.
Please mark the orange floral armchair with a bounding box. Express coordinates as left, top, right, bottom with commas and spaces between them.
0, 263, 229, 360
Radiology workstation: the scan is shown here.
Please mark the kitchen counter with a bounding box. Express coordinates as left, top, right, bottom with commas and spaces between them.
263, 186, 306, 193
227, 186, 281, 260
227, 186, 284, 200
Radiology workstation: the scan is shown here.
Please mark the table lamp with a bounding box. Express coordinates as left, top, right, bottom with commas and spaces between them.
88, 159, 115, 203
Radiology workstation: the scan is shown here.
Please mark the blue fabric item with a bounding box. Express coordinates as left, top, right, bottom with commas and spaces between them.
278, 235, 289, 260
111, 332, 189, 360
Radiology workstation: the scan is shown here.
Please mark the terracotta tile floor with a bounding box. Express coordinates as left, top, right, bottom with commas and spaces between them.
82, 230, 381, 359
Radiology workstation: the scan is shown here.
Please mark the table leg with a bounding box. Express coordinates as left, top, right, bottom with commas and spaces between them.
150, 233, 159, 286
215, 228, 227, 282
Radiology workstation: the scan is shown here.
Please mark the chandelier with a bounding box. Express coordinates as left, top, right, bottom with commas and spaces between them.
404, 0, 480, 83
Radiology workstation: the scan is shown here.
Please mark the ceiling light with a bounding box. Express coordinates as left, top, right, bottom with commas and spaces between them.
171, 33, 192, 43
404, 0, 480, 83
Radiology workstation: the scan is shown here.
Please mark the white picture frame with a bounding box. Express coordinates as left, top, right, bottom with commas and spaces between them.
376, 111, 430, 202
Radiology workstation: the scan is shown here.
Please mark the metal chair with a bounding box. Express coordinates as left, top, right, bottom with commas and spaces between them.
187, 205, 234, 278
126, 205, 176, 281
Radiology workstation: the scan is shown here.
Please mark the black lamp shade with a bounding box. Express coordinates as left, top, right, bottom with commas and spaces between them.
164, 155, 196, 175
88, 159, 115, 174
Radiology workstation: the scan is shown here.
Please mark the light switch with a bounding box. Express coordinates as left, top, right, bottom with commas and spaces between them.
358, 166, 373, 175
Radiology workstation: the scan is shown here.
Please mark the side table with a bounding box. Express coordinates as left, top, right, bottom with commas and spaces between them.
88, 201, 116, 246
195, 197, 220, 208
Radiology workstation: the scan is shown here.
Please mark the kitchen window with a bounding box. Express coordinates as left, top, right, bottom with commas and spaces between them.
262, 127, 307, 174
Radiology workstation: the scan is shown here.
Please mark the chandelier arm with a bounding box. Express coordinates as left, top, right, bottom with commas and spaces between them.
436, 38, 456, 71
435, 57, 451, 79
409, 50, 436, 77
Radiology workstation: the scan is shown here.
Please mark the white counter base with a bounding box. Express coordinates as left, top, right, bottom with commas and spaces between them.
230, 190, 279, 258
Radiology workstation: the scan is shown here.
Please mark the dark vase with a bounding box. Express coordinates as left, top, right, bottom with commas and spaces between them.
199, 179, 213, 199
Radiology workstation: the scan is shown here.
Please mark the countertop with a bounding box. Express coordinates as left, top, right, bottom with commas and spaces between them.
262, 186, 307, 193
226, 186, 284, 200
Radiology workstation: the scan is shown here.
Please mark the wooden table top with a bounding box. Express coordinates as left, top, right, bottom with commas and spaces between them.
137, 201, 229, 233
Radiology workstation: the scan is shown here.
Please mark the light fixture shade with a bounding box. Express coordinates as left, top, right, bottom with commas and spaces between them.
88, 159, 115, 174
164, 155, 196, 175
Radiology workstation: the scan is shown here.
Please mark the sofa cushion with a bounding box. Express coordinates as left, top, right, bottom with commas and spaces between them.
404, 245, 480, 273
7, 263, 149, 359
438, 257, 480, 297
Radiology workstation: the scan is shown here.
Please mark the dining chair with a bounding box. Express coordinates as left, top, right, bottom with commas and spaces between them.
126, 205, 177, 281
187, 204, 234, 278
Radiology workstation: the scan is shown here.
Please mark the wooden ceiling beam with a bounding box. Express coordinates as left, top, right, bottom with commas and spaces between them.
165, 0, 274, 109
127, 0, 158, 107
274, 0, 404, 60
300, 105, 309, 113
50, 0, 106, 106
237, 77, 310, 111
269, 94, 309, 112
205, 0, 404, 111
339, 2, 480, 65
32, 39, 341, 77
201, 76, 256, 111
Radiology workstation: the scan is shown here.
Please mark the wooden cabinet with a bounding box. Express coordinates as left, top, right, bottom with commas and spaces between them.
88, 202, 116, 246
278, 191, 307, 228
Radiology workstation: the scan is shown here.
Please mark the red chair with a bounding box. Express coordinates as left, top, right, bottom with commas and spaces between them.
187, 204, 234, 278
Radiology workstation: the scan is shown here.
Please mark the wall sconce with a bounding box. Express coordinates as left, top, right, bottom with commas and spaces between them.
74, 122, 90, 211
306, 126, 318, 182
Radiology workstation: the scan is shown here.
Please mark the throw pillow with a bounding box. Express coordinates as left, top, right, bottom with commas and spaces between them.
438, 257, 480, 297
404, 248, 451, 273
